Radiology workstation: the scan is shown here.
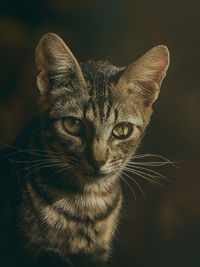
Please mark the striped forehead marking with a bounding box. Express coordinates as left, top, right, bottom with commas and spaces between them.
88, 75, 113, 122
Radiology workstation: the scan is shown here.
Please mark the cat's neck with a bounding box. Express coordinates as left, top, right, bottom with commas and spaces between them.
30, 172, 120, 202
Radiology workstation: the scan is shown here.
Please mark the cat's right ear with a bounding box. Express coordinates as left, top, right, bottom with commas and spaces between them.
35, 33, 86, 95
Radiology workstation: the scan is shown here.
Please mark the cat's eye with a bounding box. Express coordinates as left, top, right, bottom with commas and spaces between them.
62, 117, 83, 136
112, 122, 133, 139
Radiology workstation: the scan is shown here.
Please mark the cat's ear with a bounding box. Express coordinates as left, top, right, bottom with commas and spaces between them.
118, 45, 170, 106
35, 33, 86, 95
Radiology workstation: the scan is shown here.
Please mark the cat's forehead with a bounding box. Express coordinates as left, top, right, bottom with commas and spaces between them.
80, 61, 126, 121
80, 60, 123, 79
49, 60, 144, 128
49, 87, 143, 132
85, 99, 143, 131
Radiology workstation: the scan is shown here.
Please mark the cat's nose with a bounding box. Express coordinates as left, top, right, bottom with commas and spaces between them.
92, 159, 106, 170
90, 139, 108, 170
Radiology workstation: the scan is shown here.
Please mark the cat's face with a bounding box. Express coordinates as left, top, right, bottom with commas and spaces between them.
35, 33, 169, 184
44, 69, 145, 180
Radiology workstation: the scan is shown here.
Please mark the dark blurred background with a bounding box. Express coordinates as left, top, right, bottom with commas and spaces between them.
0, 0, 200, 266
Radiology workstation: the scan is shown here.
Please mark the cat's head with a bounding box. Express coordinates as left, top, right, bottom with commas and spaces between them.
35, 33, 169, 185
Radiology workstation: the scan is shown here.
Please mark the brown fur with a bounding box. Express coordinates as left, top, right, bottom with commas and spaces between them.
0, 33, 169, 267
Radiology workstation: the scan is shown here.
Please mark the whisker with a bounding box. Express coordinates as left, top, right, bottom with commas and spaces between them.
48, 165, 73, 179
121, 170, 146, 199
124, 167, 161, 182
131, 153, 171, 161
12, 157, 81, 177
8, 158, 61, 165
11, 160, 63, 177
2, 144, 58, 158
1, 143, 82, 163
125, 165, 165, 180
123, 153, 177, 167
9, 155, 81, 167
120, 174, 136, 201
23, 162, 70, 179
124, 166, 161, 183
123, 167, 165, 188
126, 164, 165, 178
129, 161, 171, 167
108, 161, 124, 169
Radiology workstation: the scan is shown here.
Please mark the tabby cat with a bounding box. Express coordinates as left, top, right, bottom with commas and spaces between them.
0, 33, 169, 267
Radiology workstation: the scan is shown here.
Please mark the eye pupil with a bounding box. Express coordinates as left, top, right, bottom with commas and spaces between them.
62, 117, 83, 136
123, 126, 128, 135
112, 122, 133, 139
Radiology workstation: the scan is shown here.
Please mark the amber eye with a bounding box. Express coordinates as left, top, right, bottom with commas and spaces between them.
112, 122, 133, 139
62, 117, 83, 136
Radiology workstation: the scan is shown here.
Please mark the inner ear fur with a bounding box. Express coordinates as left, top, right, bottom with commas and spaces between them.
35, 32, 86, 95
118, 45, 170, 106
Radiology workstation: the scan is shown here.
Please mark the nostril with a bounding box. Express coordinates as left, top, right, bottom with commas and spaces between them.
92, 160, 106, 170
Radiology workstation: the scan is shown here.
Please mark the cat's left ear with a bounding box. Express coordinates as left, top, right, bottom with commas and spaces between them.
35, 33, 86, 95
118, 45, 170, 106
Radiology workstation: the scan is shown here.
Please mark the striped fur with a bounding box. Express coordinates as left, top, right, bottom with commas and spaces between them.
1, 33, 169, 266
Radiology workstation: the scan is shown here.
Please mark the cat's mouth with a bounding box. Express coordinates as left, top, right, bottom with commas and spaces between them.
82, 169, 107, 179
67, 164, 116, 181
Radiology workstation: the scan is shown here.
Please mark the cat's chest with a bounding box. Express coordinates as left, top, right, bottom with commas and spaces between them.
41, 198, 120, 255
53, 190, 120, 220
22, 181, 122, 255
